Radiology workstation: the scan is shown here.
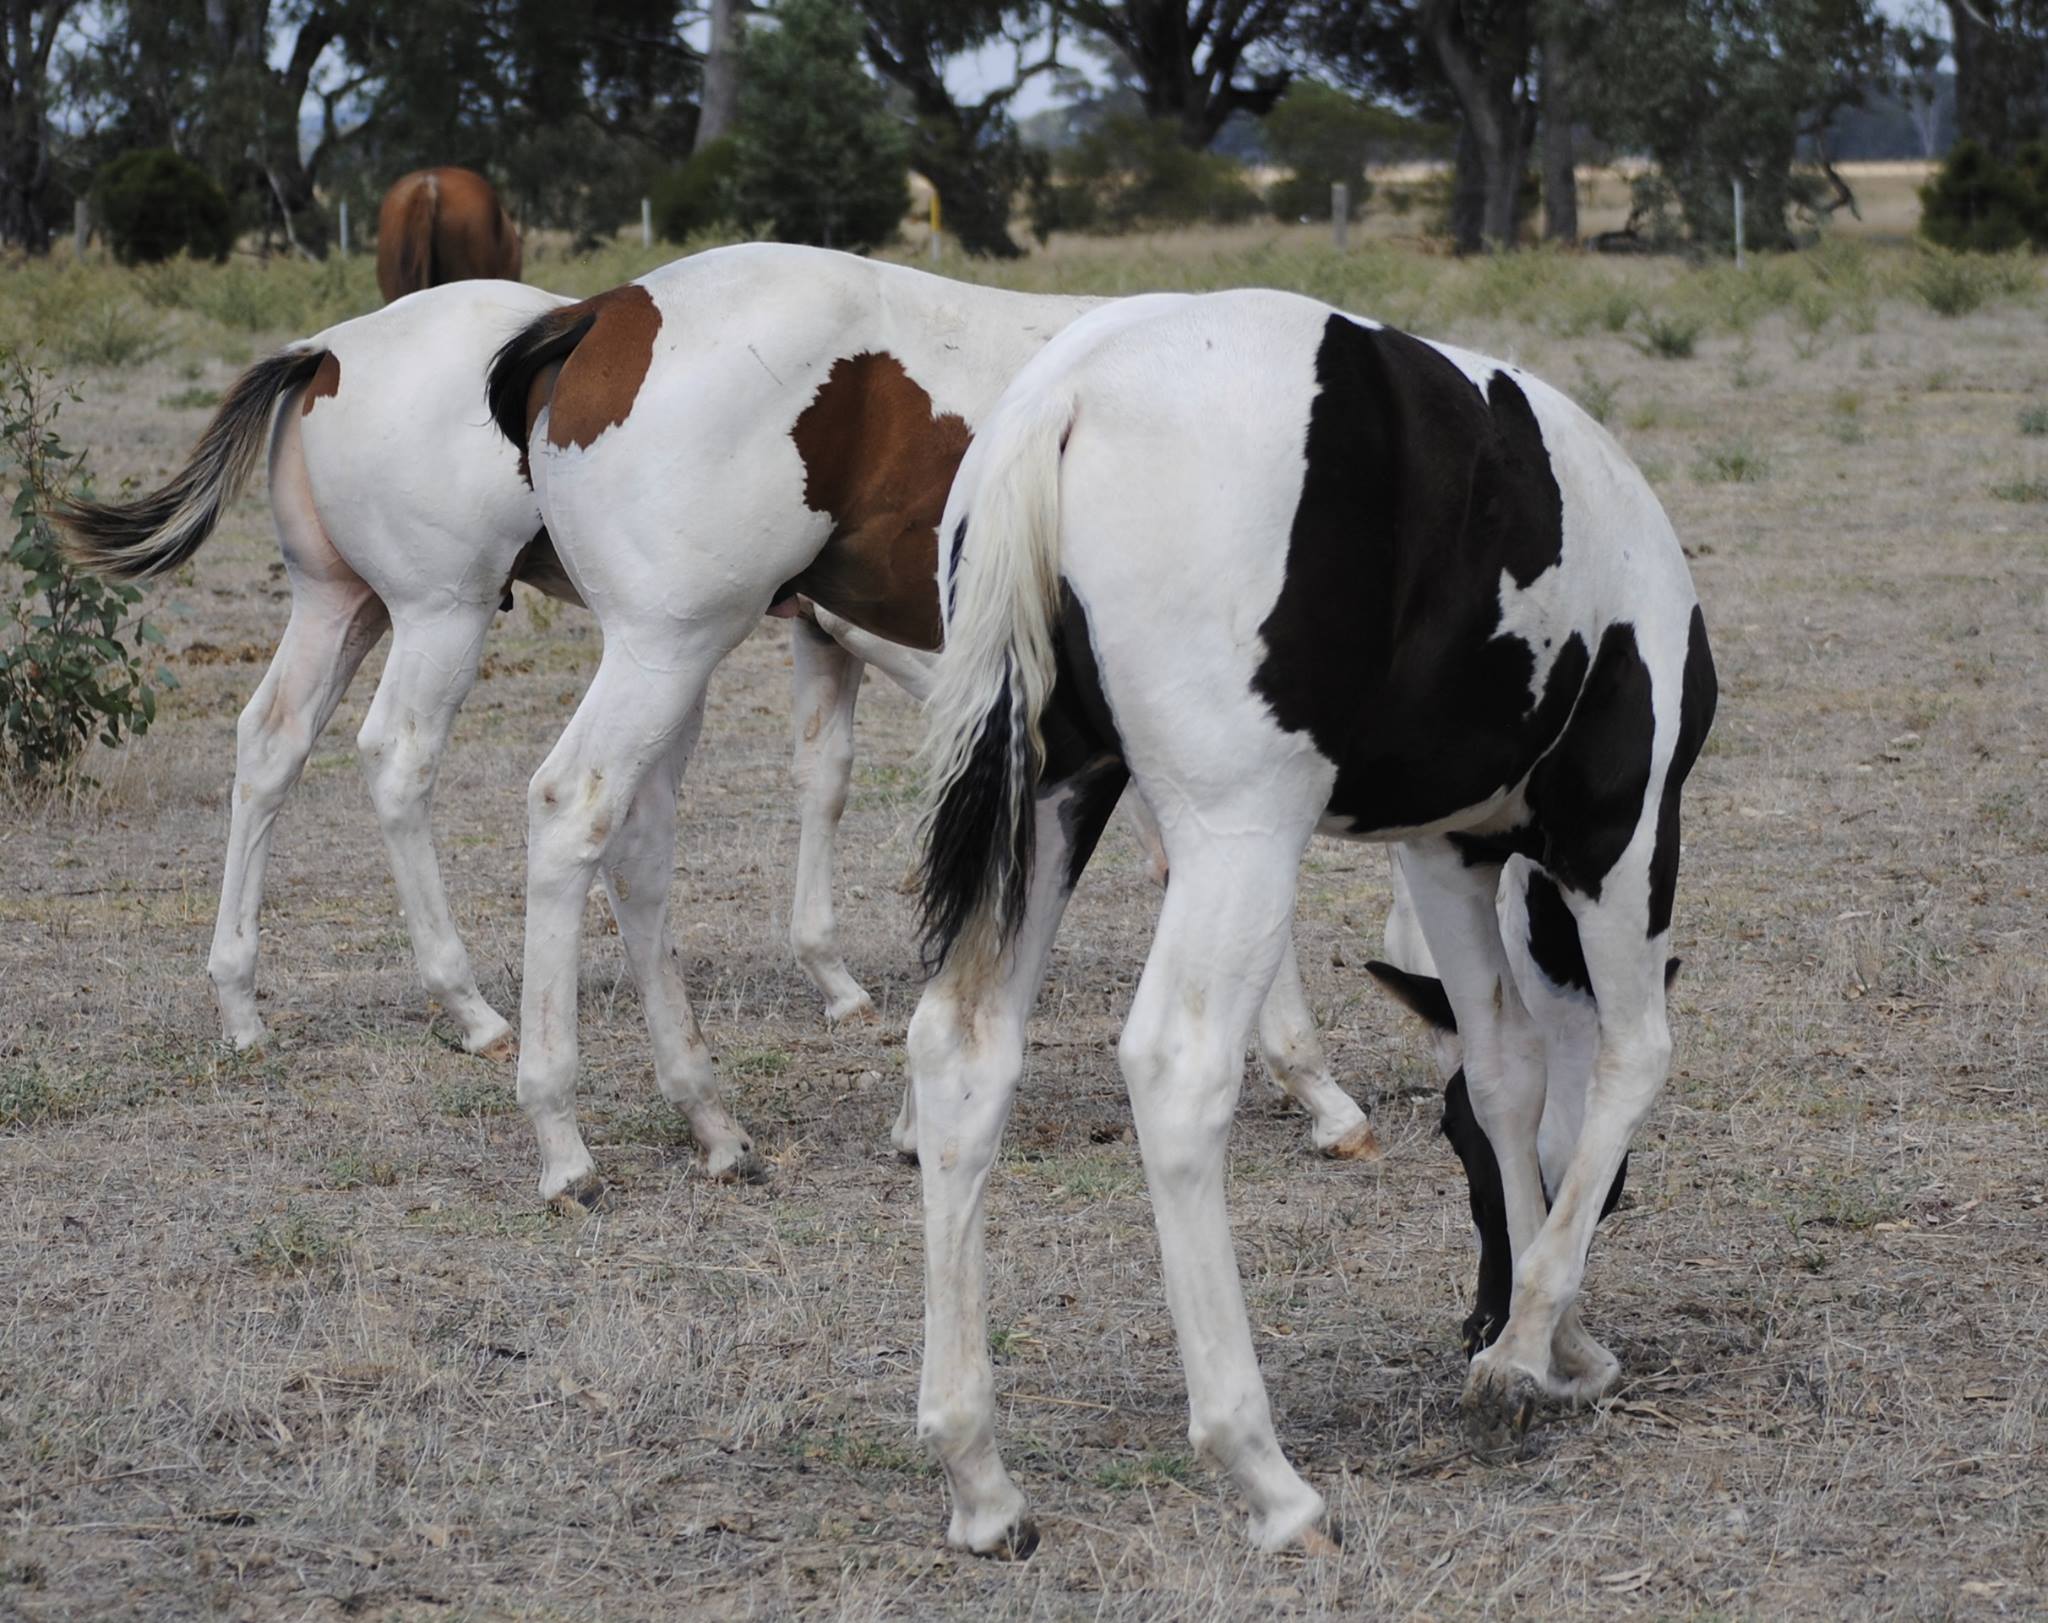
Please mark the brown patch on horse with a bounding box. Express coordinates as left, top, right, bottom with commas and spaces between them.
543, 286, 662, 453
375, 167, 522, 304
300, 352, 341, 416
782, 353, 969, 651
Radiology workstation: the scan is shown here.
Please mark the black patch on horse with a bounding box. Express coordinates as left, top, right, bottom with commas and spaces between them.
1649, 604, 1717, 937
1522, 869, 1593, 997
1044, 586, 1130, 893
1251, 317, 1583, 835
1522, 620, 1656, 901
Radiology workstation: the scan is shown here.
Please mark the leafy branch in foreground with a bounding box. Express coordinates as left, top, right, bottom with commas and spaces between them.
0, 354, 175, 788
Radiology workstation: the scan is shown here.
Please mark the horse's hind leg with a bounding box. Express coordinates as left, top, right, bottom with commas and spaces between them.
598, 699, 760, 1186
1464, 867, 1668, 1426
787, 616, 874, 1022
1117, 819, 1330, 1552
209, 583, 388, 1049
354, 600, 510, 1057
1256, 938, 1377, 1159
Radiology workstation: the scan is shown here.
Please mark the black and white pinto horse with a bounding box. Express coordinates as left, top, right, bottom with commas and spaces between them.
914, 290, 1716, 1555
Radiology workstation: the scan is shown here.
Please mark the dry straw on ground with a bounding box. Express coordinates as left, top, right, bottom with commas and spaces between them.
3, 205, 2046, 1618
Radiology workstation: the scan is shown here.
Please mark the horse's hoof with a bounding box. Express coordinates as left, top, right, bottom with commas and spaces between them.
1297, 1520, 1344, 1557
826, 994, 877, 1025
474, 1034, 517, 1064
547, 1173, 608, 1216
708, 1144, 769, 1185
1322, 1121, 1380, 1161
968, 1517, 1039, 1562
1461, 1357, 1545, 1458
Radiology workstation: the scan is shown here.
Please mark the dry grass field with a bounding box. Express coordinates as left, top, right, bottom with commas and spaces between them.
4, 212, 2047, 1619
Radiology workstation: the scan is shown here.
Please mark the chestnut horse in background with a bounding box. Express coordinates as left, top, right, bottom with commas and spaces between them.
375, 167, 522, 303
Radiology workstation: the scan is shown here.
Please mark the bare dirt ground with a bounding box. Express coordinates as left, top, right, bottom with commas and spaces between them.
5, 241, 2047, 1620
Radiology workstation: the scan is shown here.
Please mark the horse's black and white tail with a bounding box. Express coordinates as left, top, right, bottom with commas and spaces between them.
56, 347, 329, 580
916, 390, 1076, 977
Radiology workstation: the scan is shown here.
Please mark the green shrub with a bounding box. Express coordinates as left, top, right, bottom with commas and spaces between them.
1919, 140, 2048, 253
1262, 82, 1380, 222
1637, 309, 1703, 359
728, 0, 909, 251
1033, 116, 1263, 237
651, 138, 741, 242
1694, 438, 1771, 484
93, 149, 234, 266
1911, 248, 1993, 317
0, 355, 171, 788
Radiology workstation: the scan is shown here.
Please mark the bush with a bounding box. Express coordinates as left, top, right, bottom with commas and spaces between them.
650, 138, 741, 242
728, 0, 909, 251
1262, 82, 1379, 223
1033, 116, 1263, 237
1911, 248, 1995, 317
0, 355, 171, 788
1919, 140, 2048, 254
93, 149, 234, 266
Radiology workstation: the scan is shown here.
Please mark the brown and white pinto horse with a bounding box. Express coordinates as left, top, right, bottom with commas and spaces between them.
376, 168, 522, 304
485, 244, 1380, 1203
55, 279, 939, 1070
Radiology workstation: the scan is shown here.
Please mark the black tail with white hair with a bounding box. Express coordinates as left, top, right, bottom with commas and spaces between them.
916, 390, 1076, 976
56, 347, 329, 580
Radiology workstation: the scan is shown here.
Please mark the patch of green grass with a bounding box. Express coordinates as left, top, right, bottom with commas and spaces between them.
2018, 405, 2048, 437
324, 1151, 403, 1190
234, 1203, 342, 1274
433, 1079, 517, 1117
1095, 1451, 1195, 1491
794, 1431, 936, 1476
724, 1047, 791, 1078
0, 1063, 75, 1126
1636, 309, 1702, 360
158, 385, 220, 410
1991, 476, 2048, 504
1693, 439, 1772, 484
605, 1102, 693, 1145
1014, 1150, 1141, 1202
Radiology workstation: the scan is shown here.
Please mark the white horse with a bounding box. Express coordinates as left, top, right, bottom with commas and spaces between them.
56, 280, 940, 1065
486, 244, 1379, 1205
912, 290, 1715, 1555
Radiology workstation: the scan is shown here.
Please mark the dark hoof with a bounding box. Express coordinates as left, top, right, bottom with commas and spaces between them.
1461, 1309, 1503, 1360
548, 1174, 608, 1216
976, 1518, 1039, 1562
709, 1145, 771, 1185
1299, 1520, 1344, 1557
1461, 1368, 1544, 1460
896, 1146, 920, 1168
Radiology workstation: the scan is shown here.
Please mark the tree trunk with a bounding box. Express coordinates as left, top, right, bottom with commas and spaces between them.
1425, 0, 1533, 252
1539, 24, 1577, 243
0, 0, 65, 253
1947, 0, 1997, 150
696, 0, 741, 151
1450, 124, 1485, 253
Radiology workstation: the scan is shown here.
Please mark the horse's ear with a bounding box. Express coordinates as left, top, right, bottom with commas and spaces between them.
1364, 960, 1458, 1034
1664, 957, 1681, 989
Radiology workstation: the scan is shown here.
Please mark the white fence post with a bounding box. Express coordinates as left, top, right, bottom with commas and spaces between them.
73, 197, 88, 260
1332, 182, 1349, 250
641, 197, 653, 248
1732, 179, 1745, 269
338, 199, 350, 257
